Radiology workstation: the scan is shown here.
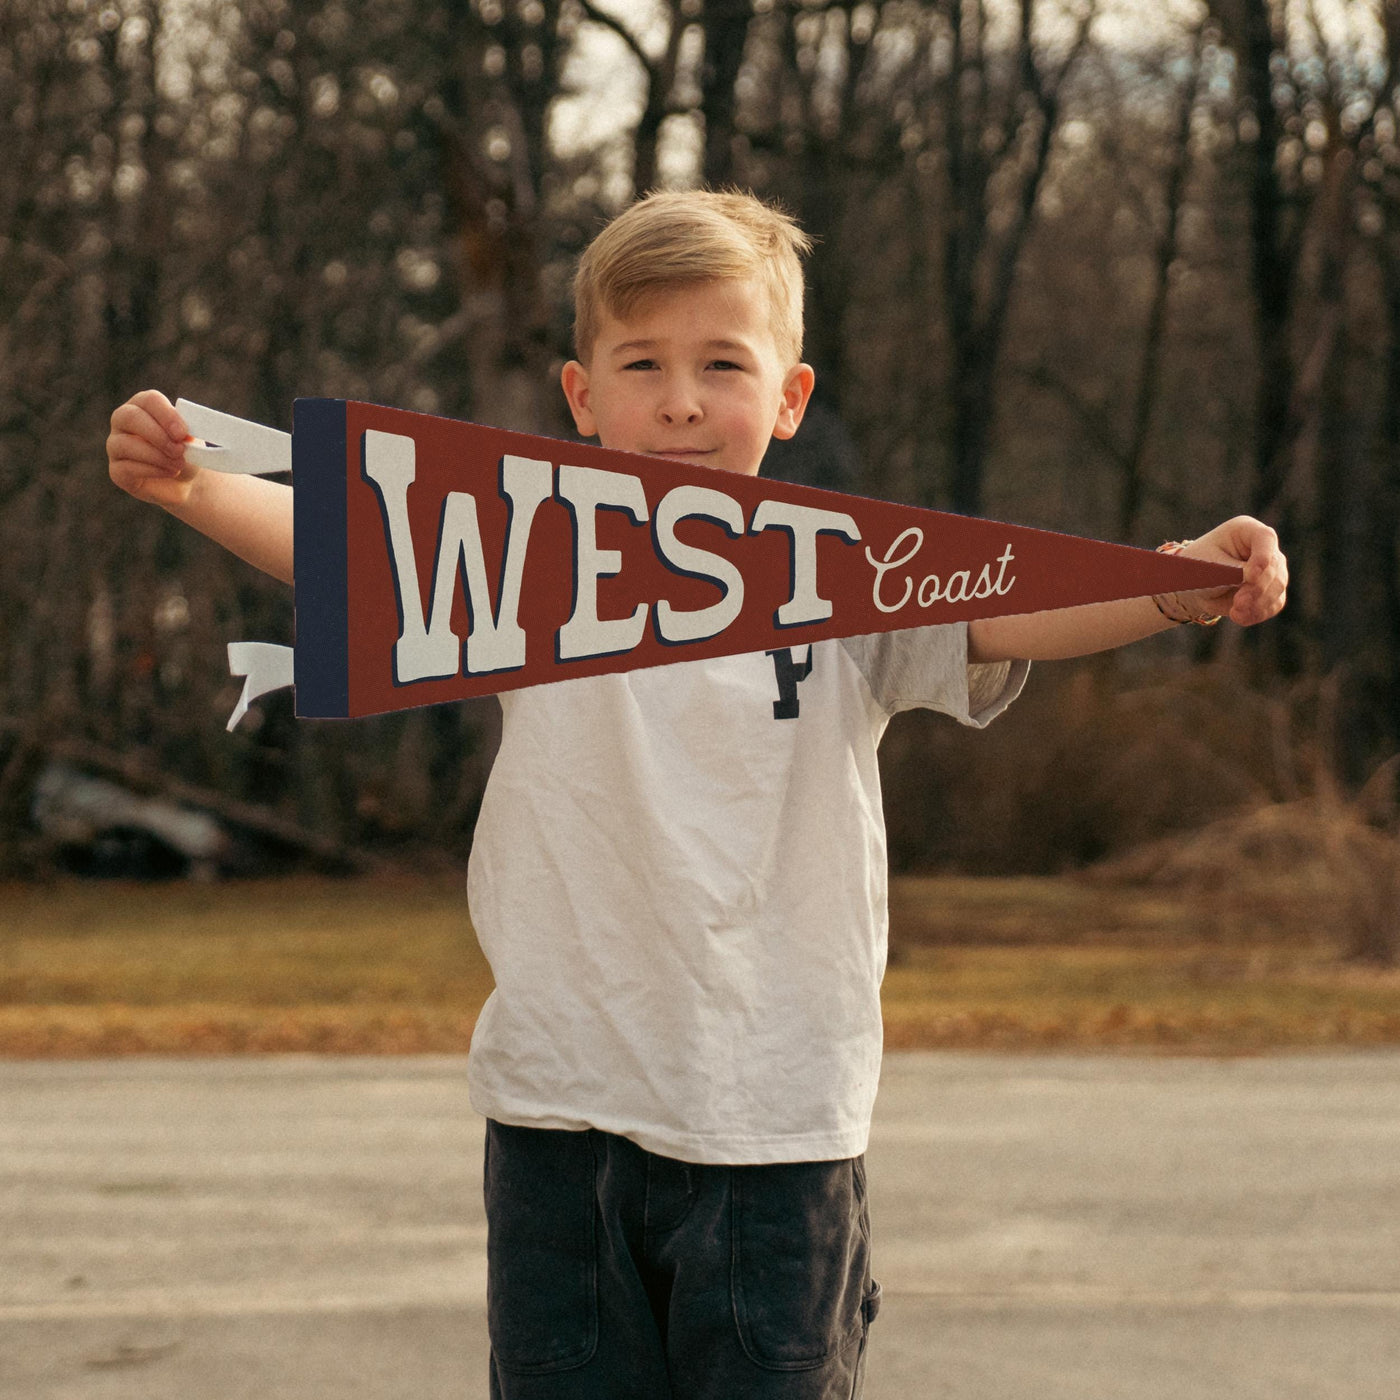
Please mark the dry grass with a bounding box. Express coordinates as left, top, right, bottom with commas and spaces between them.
0, 1004, 480, 1057
0, 877, 492, 1003
0, 877, 491, 1056
882, 945, 1400, 1052
2, 863, 1399, 1057
879, 797, 1400, 1049
1085, 798, 1400, 961
888, 876, 1203, 948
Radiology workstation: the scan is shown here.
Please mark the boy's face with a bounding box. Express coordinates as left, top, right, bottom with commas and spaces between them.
560, 279, 814, 477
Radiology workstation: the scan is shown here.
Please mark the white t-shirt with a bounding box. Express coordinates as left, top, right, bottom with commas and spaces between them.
466, 625, 1027, 1164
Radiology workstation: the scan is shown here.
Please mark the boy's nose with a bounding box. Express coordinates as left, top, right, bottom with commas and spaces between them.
657, 380, 703, 425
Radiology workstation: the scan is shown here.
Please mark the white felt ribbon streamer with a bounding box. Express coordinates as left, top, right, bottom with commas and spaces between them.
175, 404, 296, 728
227, 642, 295, 731
176, 399, 291, 476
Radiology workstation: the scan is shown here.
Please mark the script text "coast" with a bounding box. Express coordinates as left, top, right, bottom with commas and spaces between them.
864, 528, 1016, 614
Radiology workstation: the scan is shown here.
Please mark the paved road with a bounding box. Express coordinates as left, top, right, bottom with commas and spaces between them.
2, 1053, 1398, 1399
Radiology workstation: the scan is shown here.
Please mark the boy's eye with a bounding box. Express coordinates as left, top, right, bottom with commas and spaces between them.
708, 359, 743, 372
622, 358, 657, 371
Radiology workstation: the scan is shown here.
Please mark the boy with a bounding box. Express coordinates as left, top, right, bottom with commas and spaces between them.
108, 190, 1287, 1398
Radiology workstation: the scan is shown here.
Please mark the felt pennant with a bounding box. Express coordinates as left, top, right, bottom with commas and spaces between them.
178, 399, 1241, 725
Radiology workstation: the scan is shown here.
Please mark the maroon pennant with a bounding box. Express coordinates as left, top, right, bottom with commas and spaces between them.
289, 399, 1239, 719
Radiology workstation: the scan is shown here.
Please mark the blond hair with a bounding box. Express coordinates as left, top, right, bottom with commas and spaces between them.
572, 190, 811, 365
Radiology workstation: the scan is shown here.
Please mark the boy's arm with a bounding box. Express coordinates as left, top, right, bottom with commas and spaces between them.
968, 516, 1287, 664
108, 390, 294, 585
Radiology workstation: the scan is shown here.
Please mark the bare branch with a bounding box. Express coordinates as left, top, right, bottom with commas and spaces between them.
575, 0, 657, 79
1118, 17, 1207, 540
1018, 361, 1128, 472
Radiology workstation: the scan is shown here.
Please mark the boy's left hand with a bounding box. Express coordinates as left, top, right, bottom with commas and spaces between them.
1176, 516, 1288, 627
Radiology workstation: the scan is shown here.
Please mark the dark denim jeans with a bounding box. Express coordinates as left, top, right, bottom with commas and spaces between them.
485, 1120, 881, 1399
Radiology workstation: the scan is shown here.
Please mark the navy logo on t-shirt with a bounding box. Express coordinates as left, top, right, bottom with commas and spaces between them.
767, 647, 813, 720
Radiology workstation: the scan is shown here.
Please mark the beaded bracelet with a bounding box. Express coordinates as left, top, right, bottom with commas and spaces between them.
1152, 540, 1222, 626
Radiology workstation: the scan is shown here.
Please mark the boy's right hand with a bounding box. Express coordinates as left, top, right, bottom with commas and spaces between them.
107, 390, 199, 509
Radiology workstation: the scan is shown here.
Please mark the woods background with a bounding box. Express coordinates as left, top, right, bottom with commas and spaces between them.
3, 0, 1398, 906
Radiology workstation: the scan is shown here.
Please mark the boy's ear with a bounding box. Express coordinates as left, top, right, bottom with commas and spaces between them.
560, 360, 597, 437
771, 363, 816, 442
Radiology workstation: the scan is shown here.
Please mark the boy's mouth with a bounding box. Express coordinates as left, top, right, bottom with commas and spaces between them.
651, 448, 716, 459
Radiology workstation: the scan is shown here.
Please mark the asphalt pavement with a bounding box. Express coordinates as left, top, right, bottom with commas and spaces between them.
1, 1052, 1397, 1399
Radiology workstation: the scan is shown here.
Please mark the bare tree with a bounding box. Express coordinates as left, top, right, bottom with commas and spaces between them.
932, 0, 1097, 515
